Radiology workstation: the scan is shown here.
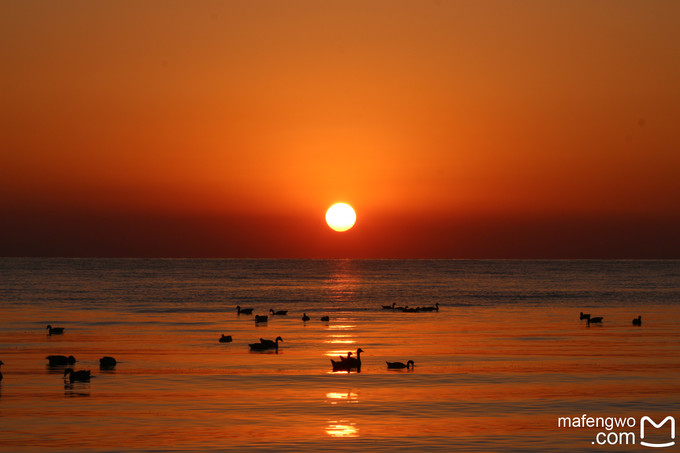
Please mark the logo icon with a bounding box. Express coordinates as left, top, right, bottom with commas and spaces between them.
640, 416, 675, 448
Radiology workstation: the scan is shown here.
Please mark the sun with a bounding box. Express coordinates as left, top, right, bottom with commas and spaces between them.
325, 203, 356, 232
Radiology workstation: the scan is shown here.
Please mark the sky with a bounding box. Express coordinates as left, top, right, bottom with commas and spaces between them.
1, 1, 679, 258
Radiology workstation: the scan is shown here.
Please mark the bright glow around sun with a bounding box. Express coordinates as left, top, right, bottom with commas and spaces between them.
325, 203, 356, 232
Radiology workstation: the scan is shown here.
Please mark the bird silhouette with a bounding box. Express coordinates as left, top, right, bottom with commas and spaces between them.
99, 357, 117, 368
46, 325, 64, 335
63, 368, 91, 382
236, 305, 253, 315
386, 360, 414, 369
46, 355, 76, 366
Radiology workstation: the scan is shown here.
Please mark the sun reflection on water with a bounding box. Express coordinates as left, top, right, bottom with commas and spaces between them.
328, 324, 356, 330
325, 392, 359, 404
325, 420, 359, 437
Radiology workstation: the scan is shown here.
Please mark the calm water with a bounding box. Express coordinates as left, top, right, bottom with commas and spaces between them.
1, 259, 679, 452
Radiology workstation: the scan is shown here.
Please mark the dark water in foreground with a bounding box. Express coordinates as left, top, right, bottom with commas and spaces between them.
0, 259, 679, 452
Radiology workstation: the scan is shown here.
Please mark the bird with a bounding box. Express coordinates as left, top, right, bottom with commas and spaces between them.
258, 336, 283, 348
632, 316, 642, 326
236, 305, 253, 315
331, 349, 363, 372
46, 325, 64, 335
249, 336, 283, 352
330, 359, 352, 372
219, 334, 233, 343
46, 355, 77, 366
270, 309, 288, 315
99, 356, 117, 368
339, 351, 352, 361
381, 303, 396, 310
339, 348, 363, 368
63, 368, 91, 382
255, 315, 268, 323
579, 312, 591, 320
419, 303, 440, 312
0, 360, 4, 381
320, 316, 330, 322
402, 306, 418, 313
386, 360, 415, 369
302, 313, 310, 321
587, 316, 603, 325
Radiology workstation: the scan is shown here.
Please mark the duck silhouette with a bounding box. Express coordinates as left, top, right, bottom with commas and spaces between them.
255, 315, 268, 323
219, 334, 233, 343
382, 303, 396, 310
579, 312, 591, 320
99, 357, 117, 368
46, 355, 76, 366
270, 309, 288, 315
302, 313, 310, 321
258, 336, 283, 348
236, 305, 253, 315
0, 360, 4, 381
46, 325, 64, 335
320, 316, 330, 322
587, 316, 603, 325
249, 336, 283, 352
386, 360, 414, 369
339, 348, 363, 368
632, 316, 642, 326
331, 349, 363, 372
64, 368, 91, 382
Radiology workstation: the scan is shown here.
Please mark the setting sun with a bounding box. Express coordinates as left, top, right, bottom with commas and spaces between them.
325, 203, 356, 232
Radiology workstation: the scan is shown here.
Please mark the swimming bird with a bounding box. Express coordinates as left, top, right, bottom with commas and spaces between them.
587, 316, 603, 325
330, 359, 352, 372
270, 309, 288, 315
0, 360, 4, 381
99, 356, 117, 368
258, 336, 283, 348
46, 355, 77, 366
255, 315, 268, 323
320, 316, 330, 322
331, 349, 363, 372
249, 336, 283, 352
382, 303, 396, 310
302, 313, 310, 321
339, 348, 363, 368
46, 325, 64, 335
219, 334, 233, 343
63, 368, 91, 382
419, 303, 440, 312
236, 305, 254, 315
386, 360, 414, 369
579, 312, 591, 320
632, 316, 642, 326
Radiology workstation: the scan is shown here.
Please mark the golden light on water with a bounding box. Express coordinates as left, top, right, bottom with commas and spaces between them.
328, 324, 356, 330
325, 421, 359, 437
325, 392, 359, 404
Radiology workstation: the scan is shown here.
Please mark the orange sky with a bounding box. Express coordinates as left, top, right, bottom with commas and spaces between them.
2, 1, 679, 257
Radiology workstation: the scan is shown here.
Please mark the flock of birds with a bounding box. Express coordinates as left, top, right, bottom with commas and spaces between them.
0, 306, 645, 383
579, 312, 643, 326
0, 326, 119, 383
227, 305, 427, 373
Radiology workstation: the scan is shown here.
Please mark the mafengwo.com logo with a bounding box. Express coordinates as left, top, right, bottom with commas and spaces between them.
558, 414, 676, 448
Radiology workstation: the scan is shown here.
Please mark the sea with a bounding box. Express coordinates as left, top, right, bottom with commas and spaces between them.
0, 259, 679, 452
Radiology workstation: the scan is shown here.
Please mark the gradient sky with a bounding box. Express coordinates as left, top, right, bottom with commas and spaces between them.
2, 1, 679, 258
